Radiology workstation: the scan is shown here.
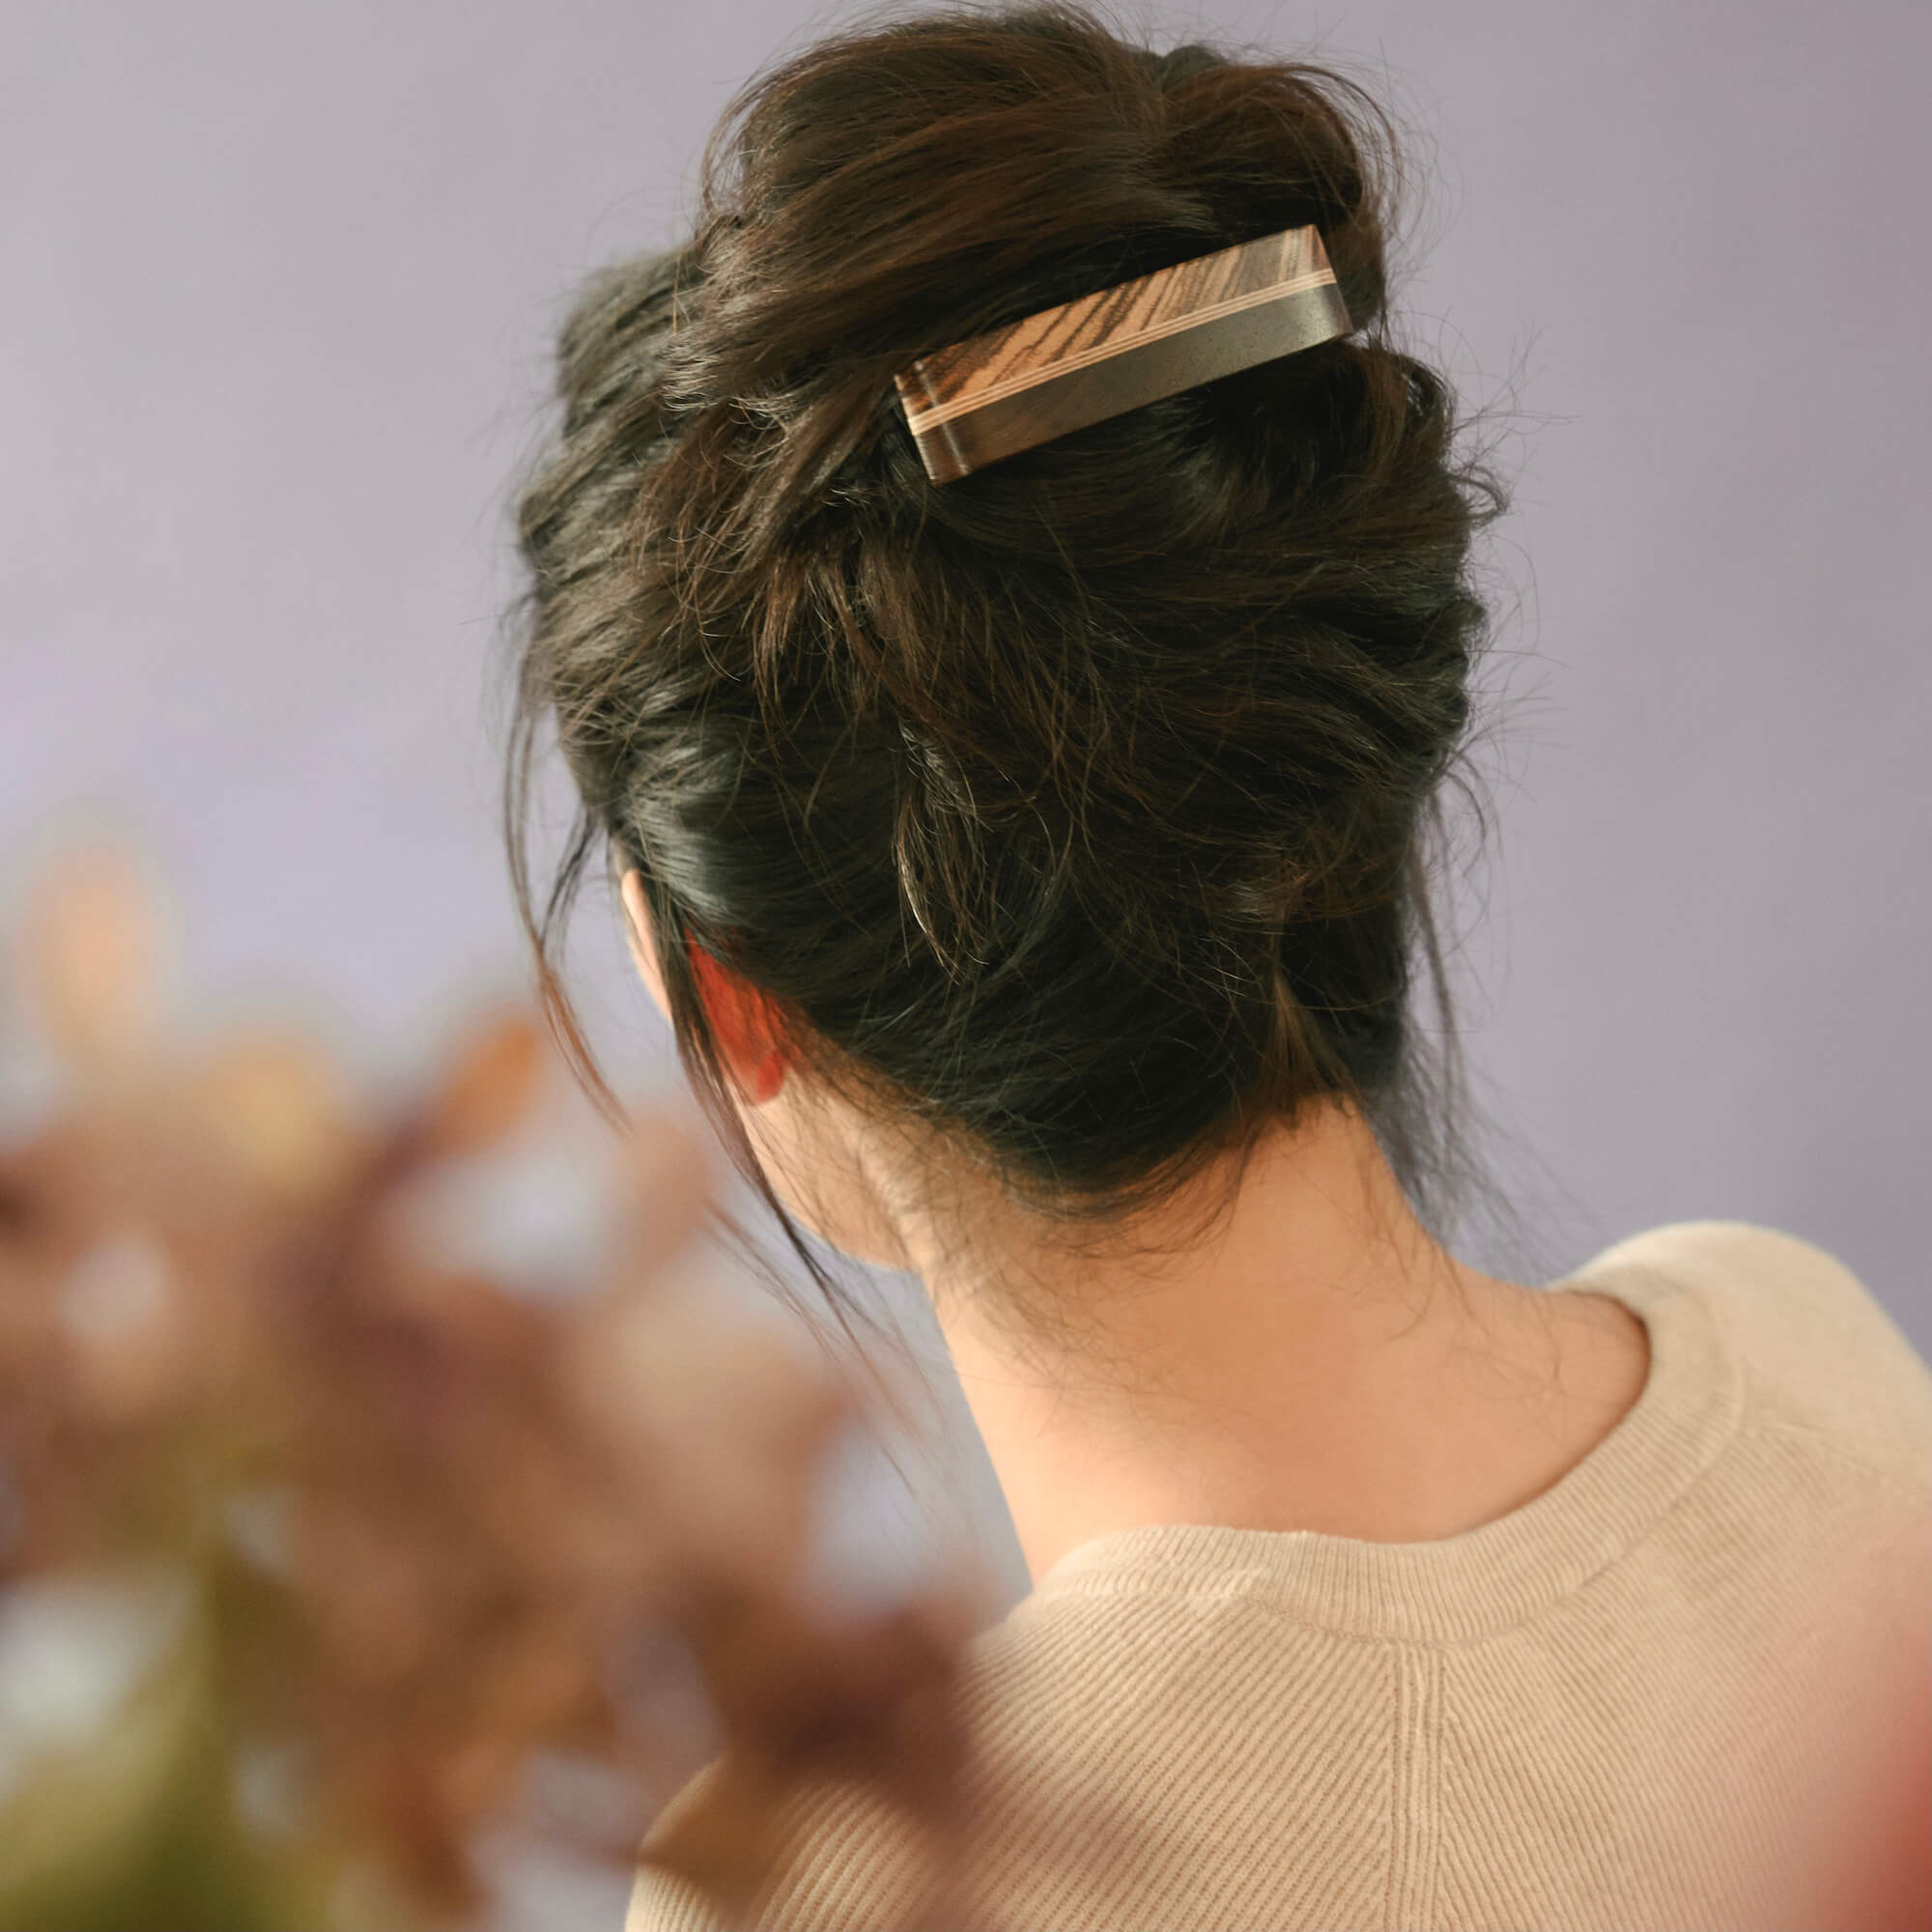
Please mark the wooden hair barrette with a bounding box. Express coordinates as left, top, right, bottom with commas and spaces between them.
893, 223, 1353, 485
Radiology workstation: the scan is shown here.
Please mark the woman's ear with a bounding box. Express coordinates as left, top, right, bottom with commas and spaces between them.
685, 945, 793, 1104
619, 870, 792, 1105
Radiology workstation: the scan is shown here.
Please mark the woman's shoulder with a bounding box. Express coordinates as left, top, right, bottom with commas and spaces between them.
1570, 1217, 1932, 1492
624, 1581, 1202, 1932
627, 1743, 968, 1932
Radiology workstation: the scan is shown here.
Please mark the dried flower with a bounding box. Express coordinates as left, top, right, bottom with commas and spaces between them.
0, 839, 983, 1931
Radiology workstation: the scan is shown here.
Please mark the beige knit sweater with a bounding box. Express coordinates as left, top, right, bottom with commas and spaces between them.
627, 1221, 1932, 1931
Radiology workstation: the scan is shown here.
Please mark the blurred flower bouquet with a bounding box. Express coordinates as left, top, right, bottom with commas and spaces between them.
0, 842, 983, 1932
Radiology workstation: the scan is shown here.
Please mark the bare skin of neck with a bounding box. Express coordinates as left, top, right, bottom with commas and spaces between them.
895, 1102, 1651, 1584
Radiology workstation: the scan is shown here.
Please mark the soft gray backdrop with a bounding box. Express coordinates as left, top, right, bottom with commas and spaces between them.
6, 0, 1928, 1918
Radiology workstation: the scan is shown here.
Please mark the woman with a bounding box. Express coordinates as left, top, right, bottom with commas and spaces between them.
503, 7, 1932, 1927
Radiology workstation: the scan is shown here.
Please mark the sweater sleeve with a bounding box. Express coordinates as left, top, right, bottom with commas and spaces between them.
625, 1759, 734, 1932
626, 1861, 732, 1932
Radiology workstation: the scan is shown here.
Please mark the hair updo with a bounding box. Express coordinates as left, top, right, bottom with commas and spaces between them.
505, 1, 1537, 1349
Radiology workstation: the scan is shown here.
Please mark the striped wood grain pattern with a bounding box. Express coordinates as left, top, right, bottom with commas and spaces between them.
894, 225, 1351, 484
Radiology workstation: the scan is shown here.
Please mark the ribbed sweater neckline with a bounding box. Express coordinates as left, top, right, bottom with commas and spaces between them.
1023, 1248, 1746, 1644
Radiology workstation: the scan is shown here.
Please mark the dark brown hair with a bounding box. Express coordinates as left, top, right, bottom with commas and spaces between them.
503, 1, 1551, 1362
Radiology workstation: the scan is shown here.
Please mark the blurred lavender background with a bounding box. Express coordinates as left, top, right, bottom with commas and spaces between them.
6, 1, 1929, 1921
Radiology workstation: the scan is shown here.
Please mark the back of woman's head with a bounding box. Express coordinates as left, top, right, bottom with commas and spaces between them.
506, 0, 1524, 1340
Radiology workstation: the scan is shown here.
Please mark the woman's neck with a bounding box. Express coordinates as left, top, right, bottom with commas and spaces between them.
906, 1101, 1642, 1585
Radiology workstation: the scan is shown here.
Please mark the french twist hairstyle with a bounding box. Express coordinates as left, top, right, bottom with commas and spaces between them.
504, 1, 1545, 1357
